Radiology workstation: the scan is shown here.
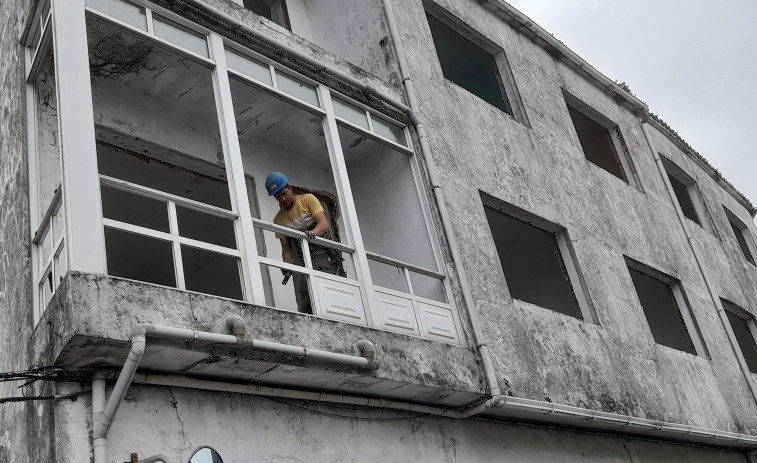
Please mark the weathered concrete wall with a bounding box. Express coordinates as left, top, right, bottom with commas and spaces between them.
51, 383, 750, 462
306, 0, 402, 88
390, 0, 757, 433
0, 2, 45, 463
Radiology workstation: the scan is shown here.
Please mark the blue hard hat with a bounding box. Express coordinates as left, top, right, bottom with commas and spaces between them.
265, 172, 289, 196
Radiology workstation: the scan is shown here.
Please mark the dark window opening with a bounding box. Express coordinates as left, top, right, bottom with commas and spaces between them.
243, 0, 290, 30
426, 13, 511, 114
176, 206, 237, 249
725, 209, 756, 266
565, 103, 625, 181
181, 245, 243, 300
484, 205, 581, 318
723, 302, 757, 373
105, 227, 177, 287
662, 159, 702, 225
627, 266, 696, 354
101, 185, 170, 232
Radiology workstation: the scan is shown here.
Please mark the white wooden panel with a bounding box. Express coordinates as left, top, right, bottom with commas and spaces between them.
313, 277, 367, 325
373, 290, 420, 335
417, 302, 459, 343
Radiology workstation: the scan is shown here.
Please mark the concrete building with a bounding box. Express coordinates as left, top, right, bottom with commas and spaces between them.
2, 0, 757, 461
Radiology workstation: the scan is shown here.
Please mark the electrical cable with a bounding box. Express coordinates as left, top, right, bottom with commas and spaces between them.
266, 397, 428, 421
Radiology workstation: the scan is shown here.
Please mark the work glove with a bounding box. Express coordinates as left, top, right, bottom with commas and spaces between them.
305, 230, 317, 240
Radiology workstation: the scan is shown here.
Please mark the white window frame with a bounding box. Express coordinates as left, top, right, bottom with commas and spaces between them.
482, 195, 597, 323
27, 0, 463, 344
625, 258, 709, 357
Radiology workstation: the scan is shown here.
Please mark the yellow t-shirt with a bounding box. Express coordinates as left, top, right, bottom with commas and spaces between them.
273, 194, 324, 239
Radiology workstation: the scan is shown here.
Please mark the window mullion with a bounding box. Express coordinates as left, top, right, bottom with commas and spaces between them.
168, 201, 186, 290
318, 85, 378, 325
51, 0, 106, 274
209, 33, 266, 305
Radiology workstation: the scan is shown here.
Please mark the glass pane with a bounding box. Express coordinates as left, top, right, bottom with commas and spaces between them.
333, 98, 368, 129
34, 40, 62, 222
86, 0, 147, 30
276, 72, 318, 106
152, 16, 208, 57
105, 227, 176, 287
176, 206, 236, 249
410, 271, 446, 302
41, 272, 54, 311
368, 258, 407, 292
181, 245, 243, 300
52, 202, 65, 241
88, 17, 231, 208
226, 49, 272, 86
230, 77, 347, 244
340, 123, 437, 270
101, 185, 170, 232
260, 263, 313, 314
55, 244, 68, 285
40, 227, 53, 267
372, 115, 407, 146
255, 226, 354, 278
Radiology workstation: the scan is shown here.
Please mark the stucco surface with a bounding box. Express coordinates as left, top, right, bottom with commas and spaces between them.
65, 384, 750, 462
390, 0, 757, 434
0, 2, 41, 463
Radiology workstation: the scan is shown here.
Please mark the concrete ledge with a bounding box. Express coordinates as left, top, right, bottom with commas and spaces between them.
28, 272, 485, 408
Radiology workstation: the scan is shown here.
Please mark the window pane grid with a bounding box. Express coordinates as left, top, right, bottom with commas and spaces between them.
86, 0, 212, 61
333, 97, 408, 148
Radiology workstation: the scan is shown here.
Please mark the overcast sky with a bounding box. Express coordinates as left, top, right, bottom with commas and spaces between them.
504, 0, 757, 210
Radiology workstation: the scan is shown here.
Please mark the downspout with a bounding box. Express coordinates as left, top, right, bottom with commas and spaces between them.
640, 122, 757, 404
380, 0, 502, 403
92, 334, 146, 463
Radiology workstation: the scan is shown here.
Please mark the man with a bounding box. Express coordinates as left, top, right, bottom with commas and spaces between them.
265, 172, 342, 314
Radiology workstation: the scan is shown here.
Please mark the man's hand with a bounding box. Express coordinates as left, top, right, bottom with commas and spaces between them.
305, 230, 317, 240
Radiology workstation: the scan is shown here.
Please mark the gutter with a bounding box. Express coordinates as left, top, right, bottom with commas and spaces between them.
479, 0, 647, 116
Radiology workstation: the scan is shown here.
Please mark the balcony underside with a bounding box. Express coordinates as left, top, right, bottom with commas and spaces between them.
30, 272, 485, 409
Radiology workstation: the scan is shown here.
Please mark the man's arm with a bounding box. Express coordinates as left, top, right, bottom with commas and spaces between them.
309, 211, 329, 237
279, 236, 293, 263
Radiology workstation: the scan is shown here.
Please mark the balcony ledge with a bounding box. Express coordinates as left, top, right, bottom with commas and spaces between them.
29, 272, 485, 408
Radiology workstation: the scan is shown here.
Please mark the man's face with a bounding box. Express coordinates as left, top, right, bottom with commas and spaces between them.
274, 185, 295, 210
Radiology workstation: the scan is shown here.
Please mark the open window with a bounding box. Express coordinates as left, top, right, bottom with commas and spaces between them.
563, 91, 638, 186
722, 299, 757, 374
424, 3, 525, 121
723, 207, 757, 266
240, 0, 290, 30
483, 196, 595, 321
626, 258, 707, 356
661, 156, 709, 228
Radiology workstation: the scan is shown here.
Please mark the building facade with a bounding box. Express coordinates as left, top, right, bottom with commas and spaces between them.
2, 0, 757, 461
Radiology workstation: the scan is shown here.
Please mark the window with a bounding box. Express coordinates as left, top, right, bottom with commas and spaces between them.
28, 0, 461, 343
661, 156, 707, 227
563, 92, 636, 185
425, 6, 523, 120
483, 197, 594, 321
626, 259, 706, 355
724, 207, 756, 266
242, 0, 290, 30
722, 299, 757, 374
